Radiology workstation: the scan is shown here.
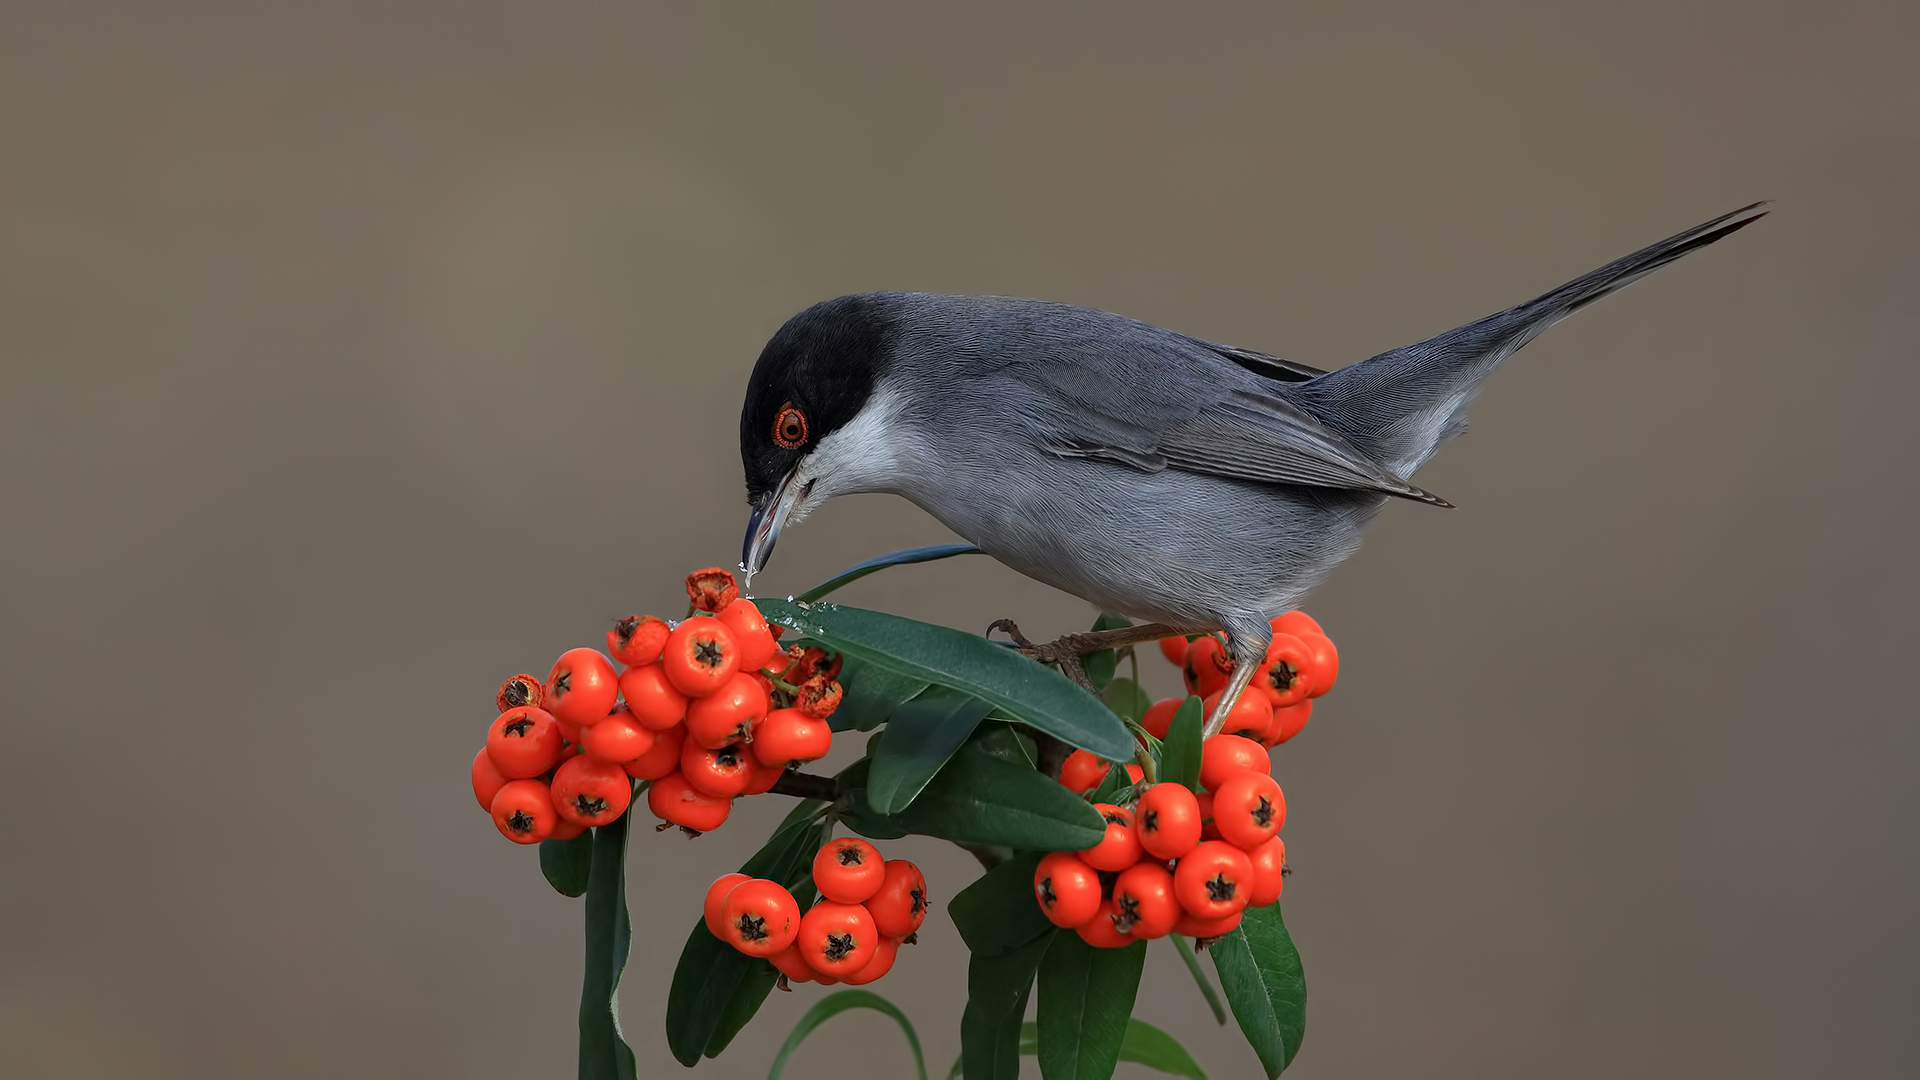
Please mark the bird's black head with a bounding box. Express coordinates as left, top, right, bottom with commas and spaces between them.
739, 294, 896, 509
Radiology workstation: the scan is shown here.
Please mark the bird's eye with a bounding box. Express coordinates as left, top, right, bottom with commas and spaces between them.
772, 403, 809, 449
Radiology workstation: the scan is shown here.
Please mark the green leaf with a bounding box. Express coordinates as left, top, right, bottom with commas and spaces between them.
866, 688, 996, 814
884, 741, 1106, 851
757, 599, 1135, 760
1016, 1019, 1208, 1080
948, 851, 1052, 956
577, 816, 637, 1080
832, 758, 910, 840
1035, 933, 1147, 1080
831, 657, 931, 733
664, 802, 828, 1065
794, 542, 983, 603
1159, 696, 1205, 792
961, 930, 1054, 1079
1101, 676, 1153, 725
970, 722, 1038, 768
1170, 934, 1229, 1025
768, 989, 928, 1080
1082, 612, 1132, 692
1210, 904, 1307, 1076
539, 832, 594, 898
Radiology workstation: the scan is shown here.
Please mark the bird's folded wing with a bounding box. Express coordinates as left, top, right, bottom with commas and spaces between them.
1035, 383, 1451, 507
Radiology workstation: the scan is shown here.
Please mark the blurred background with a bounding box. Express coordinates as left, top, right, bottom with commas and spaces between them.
3, 2, 1916, 1077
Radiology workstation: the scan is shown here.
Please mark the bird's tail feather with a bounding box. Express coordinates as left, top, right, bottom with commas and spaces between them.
1293, 203, 1769, 478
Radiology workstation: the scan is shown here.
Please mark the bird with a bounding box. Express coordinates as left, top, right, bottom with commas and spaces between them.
738, 203, 1767, 734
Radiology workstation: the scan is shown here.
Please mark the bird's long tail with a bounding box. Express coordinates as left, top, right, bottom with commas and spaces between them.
1292, 202, 1769, 479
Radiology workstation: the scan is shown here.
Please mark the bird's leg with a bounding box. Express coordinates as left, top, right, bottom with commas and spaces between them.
1201, 658, 1262, 739
984, 618, 1036, 649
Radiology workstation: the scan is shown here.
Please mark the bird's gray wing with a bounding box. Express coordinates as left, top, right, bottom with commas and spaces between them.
999, 337, 1451, 507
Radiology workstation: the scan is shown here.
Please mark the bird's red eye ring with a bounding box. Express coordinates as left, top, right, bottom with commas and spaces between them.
772, 404, 809, 449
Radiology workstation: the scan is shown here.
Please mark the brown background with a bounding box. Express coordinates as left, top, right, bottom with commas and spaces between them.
3, 2, 1916, 1077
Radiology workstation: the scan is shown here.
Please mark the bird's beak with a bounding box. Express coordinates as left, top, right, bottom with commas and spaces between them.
742, 468, 801, 590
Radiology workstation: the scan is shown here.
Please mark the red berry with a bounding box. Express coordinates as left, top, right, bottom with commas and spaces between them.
608, 614, 670, 668
704, 873, 750, 938
741, 757, 784, 795
618, 663, 688, 731
770, 943, 818, 984
1173, 841, 1255, 919
490, 779, 556, 844
622, 722, 684, 781
471, 747, 509, 812
752, 708, 832, 768
495, 673, 543, 713
1270, 611, 1324, 640
1199, 734, 1268, 793
1034, 852, 1102, 929
1135, 783, 1203, 861
720, 879, 801, 957
812, 837, 885, 904
841, 935, 899, 985
685, 566, 739, 613
1211, 772, 1285, 850
1183, 637, 1233, 697
866, 860, 928, 939
545, 648, 620, 727
798, 901, 878, 977
1204, 688, 1274, 743
485, 706, 565, 779
680, 741, 755, 799
646, 773, 731, 832
1075, 898, 1138, 949
1264, 699, 1313, 746
1259, 634, 1318, 709
1140, 696, 1183, 739
1247, 837, 1286, 907
1157, 634, 1191, 666
685, 672, 768, 750
548, 816, 587, 841
662, 618, 739, 697
550, 755, 632, 827
1112, 862, 1181, 939
1080, 804, 1143, 872
796, 675, 843, 720
715, 598, 780, 673
1295, 633, 1339, 697
1059, 750, 1111, 794
1173, 909, 1243, 938
582, 707, 656, 764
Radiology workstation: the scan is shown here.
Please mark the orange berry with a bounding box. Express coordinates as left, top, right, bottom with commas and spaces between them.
1157, 634, 1191, 666
752, 708, 832, 768
607, 614, 670, 668
798, 901, 878, 977
1259, 634, 1317, 709
770, 943, 818, 984
550, 755, 632, 827
1247, 837, 1286, 907
582, 707, 655, 764
1174, 909, 1243, 938
1203, 689, 1274, 743
812, 837, 885, 904
490, 779, 557, 844
1080, 803, 1142, 872
680, 741, 755, 799
622, 722, 684, 781
1211, 772, 1285, 850
1183, 636, 1233, 697
1034, 852, 1102, 929
685, 567, 739, 613
545, 648, 620, 727
715, 598, 780, 674
1135, 783, 1202, 861
1111, 862, 1180, 939
1295, 633, 1339, 697
1059, 750, 1111, 794
841, 935, 899, 985
704, 873, 750, 938
1173, 841, 1255, 919
1270, 611, 1324, 640
645, 773, 731, 832
1075, 898, 1138, 949
1199, 734, 1268, 792
796, 675, 844, 720
471, 747, 509, 812
1140, 696, 1183, 739
1265, 699, 1313, 746
719, 879, 801, 957
685, 672, 768, 749
485, 706, 565, 779
867, 860, 928, 939
618, 663, 688, 731
662, 618, 739, 697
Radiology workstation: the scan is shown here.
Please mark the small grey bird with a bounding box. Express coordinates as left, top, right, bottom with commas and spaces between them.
739, 204, 1766, 731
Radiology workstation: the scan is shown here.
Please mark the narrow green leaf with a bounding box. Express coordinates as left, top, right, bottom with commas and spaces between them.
1036, 933, 1147, 1080
885, 741, 1106, 851
1159, 696, 1205, 792
540, 831, 594, 898
1082, 612, 1133, 692
577, 816, 637, 1080
866, 688, 995, 814
768, 989, 928, 1080
1209, 904, 1307, 1076
793, 542, 983, 603
832, 758, 910, 840
970, 722, 1038, 769
831, 657, 931, 733
1016, 1019, 1208, 1080
948, 851, 1051, 956
664, 802, 828, 1065
961, 931, 1054, 1079
1101, 676, 1153, 725
756, 599, 1135, 760
1170, 934, 1229, 1025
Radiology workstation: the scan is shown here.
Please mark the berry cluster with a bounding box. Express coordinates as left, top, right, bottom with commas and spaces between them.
1034, 612, 1339, 946
1150, 611, 1338, 746
468, 568, 842, 844
704, 838, 927, 989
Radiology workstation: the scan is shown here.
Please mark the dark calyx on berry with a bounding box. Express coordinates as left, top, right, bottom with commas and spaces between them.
735, 913, 768, 942
506, 811, 536, 833
1205, 874, 1237, 902
824, 931, 856, 961
503, 717, 534, 737
572, 795, 608, 815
